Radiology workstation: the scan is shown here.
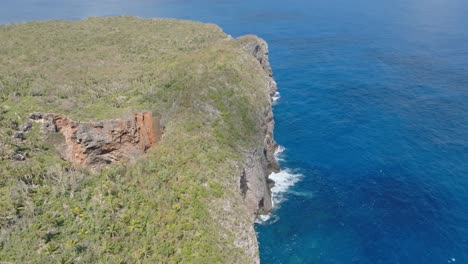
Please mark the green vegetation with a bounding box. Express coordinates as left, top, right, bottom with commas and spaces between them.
0, 17, 270, 263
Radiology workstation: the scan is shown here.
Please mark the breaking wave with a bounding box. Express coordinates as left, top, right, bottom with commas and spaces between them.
272, 91, 281, 103
257, 146, 303, 223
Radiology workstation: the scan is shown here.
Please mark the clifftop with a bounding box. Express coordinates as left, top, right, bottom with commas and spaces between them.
0, 17, 278, 263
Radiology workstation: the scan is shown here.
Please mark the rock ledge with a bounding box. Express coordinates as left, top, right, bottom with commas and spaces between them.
30, 112, 162, 166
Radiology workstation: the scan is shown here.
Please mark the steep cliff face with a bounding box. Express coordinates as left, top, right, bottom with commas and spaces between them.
238, 36, 280, 219
29, 112, 161, 166
0, 17, 278, 263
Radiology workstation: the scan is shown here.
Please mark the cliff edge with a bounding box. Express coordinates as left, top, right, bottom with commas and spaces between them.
0, 17, 278, 263
237, 36, 280, 218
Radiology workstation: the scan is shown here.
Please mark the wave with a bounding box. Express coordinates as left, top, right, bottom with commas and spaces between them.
272, 91, 281, 103
257, 146, 303, 224
257, 94, 302, 223
275, 145, 286, 161
270, 167, 303, 206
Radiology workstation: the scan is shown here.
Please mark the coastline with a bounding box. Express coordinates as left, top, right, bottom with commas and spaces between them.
0, 17, 283, 263
237, 35, 281, 220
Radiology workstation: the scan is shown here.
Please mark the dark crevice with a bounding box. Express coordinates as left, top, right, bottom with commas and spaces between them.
240, 169, 248, 198
258, 198, 264, 209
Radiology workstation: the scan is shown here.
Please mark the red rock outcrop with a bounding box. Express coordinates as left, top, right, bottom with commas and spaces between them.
30, 112, 161, 166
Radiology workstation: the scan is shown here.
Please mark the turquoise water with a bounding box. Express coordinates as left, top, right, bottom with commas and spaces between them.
2, 0, 468, 263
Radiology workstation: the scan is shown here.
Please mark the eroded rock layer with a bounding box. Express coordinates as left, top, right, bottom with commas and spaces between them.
30, 112, 161, 166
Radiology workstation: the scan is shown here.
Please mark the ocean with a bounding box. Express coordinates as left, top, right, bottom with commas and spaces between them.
2, 0, 467, 263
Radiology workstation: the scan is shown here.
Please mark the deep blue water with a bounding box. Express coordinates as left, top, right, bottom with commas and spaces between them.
2, 0, 468, 263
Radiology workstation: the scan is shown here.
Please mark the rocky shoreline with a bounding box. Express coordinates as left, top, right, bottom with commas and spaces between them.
239, 36, 280, 220
0, 17, 279, 263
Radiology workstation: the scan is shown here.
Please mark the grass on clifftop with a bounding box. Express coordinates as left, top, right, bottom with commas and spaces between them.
0, 16, 270, 263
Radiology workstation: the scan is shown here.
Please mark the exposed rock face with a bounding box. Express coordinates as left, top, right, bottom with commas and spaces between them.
239, 36, 280, 219
240, 36, 278, 98
30, 112, 161, 166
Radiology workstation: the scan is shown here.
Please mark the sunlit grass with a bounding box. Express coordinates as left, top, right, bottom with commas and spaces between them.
0, 16, 269, 263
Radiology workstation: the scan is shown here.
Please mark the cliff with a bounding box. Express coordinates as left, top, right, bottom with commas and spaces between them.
28, 112, 161, 166
237, 36, 280, 217
0, 17, 278, 263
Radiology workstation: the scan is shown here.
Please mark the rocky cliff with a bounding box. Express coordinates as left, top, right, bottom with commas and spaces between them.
238, 36, 280, 218
0, 17, 279, 263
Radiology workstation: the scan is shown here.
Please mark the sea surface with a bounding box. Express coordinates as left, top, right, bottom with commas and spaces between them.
2, 0, 468, 263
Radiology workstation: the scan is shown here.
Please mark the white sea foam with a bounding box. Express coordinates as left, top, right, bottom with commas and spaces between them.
269, 168, 303, 206
272, 91, 281, 103
271, 146, 303, 206
256, 213, 280, 224
257, 146, 303, 224
275, 145, 286, 160
257, 214, 272, 223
